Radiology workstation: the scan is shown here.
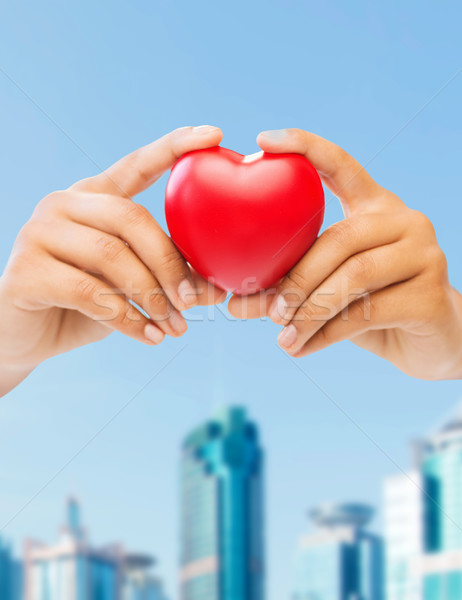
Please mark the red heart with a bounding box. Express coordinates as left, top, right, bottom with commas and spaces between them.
165, 146, 324, 295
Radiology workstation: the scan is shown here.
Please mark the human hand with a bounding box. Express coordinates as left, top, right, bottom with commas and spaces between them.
228, 129, 462, 380
0, 126, 226, 394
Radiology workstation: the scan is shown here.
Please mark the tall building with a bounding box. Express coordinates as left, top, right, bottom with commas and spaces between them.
24, 497, 168, 600
292, 503, 384, 600
24, 497, 122, 600
384, 408, 462, 600
384, 471, 423, 600
0, 537, 22, 600
180, 406, 264, 600
417, 412, 462, 599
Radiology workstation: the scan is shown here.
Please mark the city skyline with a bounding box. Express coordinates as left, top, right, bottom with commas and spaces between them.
6, 403, 462, 599
3, 406, 385, 600
1, 497, 168, 600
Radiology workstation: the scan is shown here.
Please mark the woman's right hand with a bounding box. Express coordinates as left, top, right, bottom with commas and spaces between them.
0, 126, 227, 394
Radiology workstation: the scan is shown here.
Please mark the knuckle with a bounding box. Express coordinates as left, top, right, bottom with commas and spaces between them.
132, 158, 154, 188
379, 190, 405, 211
70, 177, 97, 192
167, 127, 192, 160
120, 201, 152, 228
329, 144, 351, 167
319, 323, 337, 346
322, 220, 358, 249
346, 252, 377, 283
426, 247, 449, 283
29, 192, 67, 228
159, 247, 186, 275
430, 246, 448, 271
73, 278, 100, 303
118, 304, 141, 328
115, 154, 152, 191
35, 191, 65, 214
6, 249, 32, 276
146, 288, 169, 316
22, 193, 69, 244
15, 221, 39, 245
95, 235, 128, 263
302, 291, 335, 322
349, 295, 370, 323
299, 298, 319, 322
171, 126, 189, 138
299, 294, 331, 321
1, 257, 29, 297
286, 128, 306, 144
3, 245, 48, 297
285, 269, 310, 293
408, 210, 435, 237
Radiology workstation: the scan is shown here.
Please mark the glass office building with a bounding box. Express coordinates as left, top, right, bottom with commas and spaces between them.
0, 537, 22, 600
384, 471, 423, 600
23, 497, 169, 600
24, 497, 120, 600
180, 406, 264, 600
384, 408, 462, 600
419, 413, 462, 599
292, 503, 384, 600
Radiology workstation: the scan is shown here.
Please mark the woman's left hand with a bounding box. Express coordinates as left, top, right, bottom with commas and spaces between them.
228, 128, 462, 381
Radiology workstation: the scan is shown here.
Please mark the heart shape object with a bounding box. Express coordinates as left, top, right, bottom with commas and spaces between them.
165, 146, 324, 295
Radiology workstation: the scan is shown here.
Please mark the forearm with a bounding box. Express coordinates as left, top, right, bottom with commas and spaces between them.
449, 286, 462, 379
0, 363, 35, 397
0, 282, 41, 395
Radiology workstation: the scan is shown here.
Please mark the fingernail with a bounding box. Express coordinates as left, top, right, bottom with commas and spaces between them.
269, 295, 288, 323
144, 324, 164, 345
260, 129, 289, 140
169, 310, 188, 335
178, 279, 198, 307
278, 324, 297, 349
192, 125, 219, 134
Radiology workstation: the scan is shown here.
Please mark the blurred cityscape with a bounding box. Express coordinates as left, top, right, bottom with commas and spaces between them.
0, 496, 168, 600
1, 403, 462, 599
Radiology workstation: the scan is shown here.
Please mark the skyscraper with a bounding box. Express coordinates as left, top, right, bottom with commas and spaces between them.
417, 412, 462, 598
0, 537, 22, 600
292, 503, 384, 600
24, 497, 168, 600
384, 470, 423, 600
24, 497, 122, 600
180, 406, 264, 600
384, 407, 462, 600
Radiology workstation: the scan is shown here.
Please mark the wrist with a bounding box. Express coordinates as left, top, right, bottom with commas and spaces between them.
449, 287, 462, 379
0, 362, 35, 397
0, 277, 40, 393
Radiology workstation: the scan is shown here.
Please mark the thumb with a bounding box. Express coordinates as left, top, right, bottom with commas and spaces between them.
257, 128, 382, 216
76, 126, 223, 198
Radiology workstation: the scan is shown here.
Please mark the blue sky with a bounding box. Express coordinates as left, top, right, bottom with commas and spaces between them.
0, 1, 461, 598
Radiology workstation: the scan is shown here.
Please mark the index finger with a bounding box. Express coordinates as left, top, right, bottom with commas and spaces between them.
75, 125, 223, 198
256, 129, 382, 216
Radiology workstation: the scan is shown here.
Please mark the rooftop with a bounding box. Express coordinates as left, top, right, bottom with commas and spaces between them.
309, 502, 374, 530
182, 406, 256, 450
